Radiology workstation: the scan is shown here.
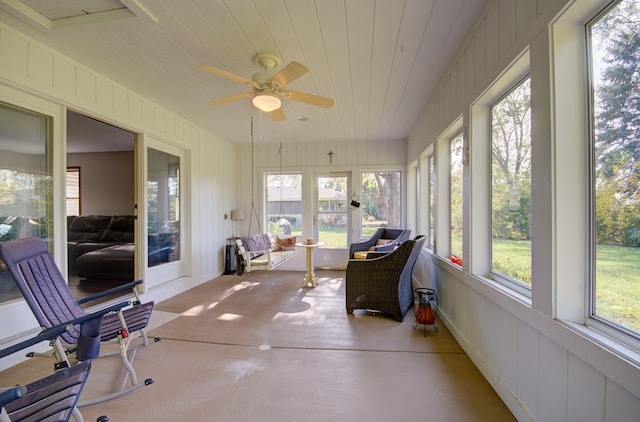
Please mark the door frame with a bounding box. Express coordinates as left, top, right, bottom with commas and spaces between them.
313, 171, 351, 269
142, 136, 190, 288
0, 84, 65, 365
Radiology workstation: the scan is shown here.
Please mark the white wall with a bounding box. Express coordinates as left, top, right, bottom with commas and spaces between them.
67, 151, 134, 215
408, 0, 640, 421
0, 20, 237, 367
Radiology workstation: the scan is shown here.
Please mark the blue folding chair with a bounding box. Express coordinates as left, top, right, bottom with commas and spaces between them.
0, 237, 159, 407
0, 324, 96, 422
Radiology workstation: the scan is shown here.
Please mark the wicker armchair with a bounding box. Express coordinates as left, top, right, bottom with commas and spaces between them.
348, 228, 411, 258
345, 235, 426, 322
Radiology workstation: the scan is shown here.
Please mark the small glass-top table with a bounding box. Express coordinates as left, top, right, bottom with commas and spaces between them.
295, 242, 324, 287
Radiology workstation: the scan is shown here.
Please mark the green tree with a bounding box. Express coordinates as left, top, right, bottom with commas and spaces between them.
491, 78, 532, 241
450, 135, 464, 257
361, 172, 401, 227
593, 0, 640, 246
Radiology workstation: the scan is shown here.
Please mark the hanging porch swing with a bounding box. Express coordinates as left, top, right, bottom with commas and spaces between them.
235, 116, 296, 274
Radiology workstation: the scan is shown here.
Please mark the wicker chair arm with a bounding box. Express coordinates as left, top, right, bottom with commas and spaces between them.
347, 242, 413, 277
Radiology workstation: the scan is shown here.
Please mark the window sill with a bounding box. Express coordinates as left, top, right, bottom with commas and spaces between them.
561, 320, 640, 369
430, 252, 532, 309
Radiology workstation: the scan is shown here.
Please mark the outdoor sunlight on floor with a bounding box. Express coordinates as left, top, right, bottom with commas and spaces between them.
182, 280, 261, 316
217, 313, 244, 321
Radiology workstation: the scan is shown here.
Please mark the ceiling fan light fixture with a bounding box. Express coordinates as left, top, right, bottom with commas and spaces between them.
252, 94, 281, 112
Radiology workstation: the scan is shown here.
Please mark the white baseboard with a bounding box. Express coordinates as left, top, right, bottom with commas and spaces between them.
437, 308, 534, 422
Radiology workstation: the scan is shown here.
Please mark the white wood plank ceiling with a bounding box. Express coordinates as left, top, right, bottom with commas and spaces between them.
0, 0, 490, 145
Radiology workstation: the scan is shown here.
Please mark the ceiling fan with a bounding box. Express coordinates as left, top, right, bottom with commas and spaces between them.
199, 53, 334, 121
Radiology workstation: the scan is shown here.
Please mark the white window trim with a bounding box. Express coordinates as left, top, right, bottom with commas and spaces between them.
552, 0, 640, 353
436, 117, 464, 264
419, 149, 433, 250
407, 160, 419, 238
470, 49, 531, 298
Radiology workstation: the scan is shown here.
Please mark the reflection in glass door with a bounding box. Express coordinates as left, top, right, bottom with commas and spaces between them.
315, 173, 349, 268
0, 102, 52, 305
147, 148, 180, 267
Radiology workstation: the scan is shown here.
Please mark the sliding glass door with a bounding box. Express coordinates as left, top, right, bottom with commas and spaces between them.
0, 86, 64, 346
0, 102, 52, 304
147, 147, 181, 267
145, 140, 187, 286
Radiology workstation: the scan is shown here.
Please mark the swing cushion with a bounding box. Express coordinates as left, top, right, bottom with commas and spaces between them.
273, 236, 296, 251
240, 234, 272, 258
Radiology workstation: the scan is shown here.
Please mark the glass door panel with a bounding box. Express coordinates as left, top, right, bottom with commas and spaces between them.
0, 102, 52, 304
314, 173, 349, 268
147, 148, 180, 267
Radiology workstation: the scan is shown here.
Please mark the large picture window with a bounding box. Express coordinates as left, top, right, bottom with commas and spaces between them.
266, 172, 302, 237
450, 133, 464, 261
490, 77, 532, 287
360, 171, 401, 238
589, 0, 640, 336
428, 155, 435, 250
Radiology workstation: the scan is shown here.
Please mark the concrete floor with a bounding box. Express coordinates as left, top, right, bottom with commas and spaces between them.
0, 270, 515, 421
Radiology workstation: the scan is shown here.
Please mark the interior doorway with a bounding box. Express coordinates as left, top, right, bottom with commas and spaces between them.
66, 110, 136, 298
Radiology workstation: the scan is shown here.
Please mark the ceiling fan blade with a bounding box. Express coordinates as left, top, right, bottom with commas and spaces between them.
270, 61, 308, 86
287, 89, 334, 108
271, 107, 286, 122
199, 65, 255, 86
208, 92, 252, 106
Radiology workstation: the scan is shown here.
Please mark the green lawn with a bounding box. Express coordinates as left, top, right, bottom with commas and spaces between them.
492, 239, 532, 285
492, 239, 640, 333
595, 243, 640, 332
318, 226, 348, 248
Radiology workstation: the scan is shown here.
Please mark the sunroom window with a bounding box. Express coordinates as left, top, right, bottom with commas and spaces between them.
450, 132, 464, 263
427, 154, 435, 250
589, 0, 640, 336
360, 171, 401, 239
266, 173, 302, 237
490, 77, 532, 288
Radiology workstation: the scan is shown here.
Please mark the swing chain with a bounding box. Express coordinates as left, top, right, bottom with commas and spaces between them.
248, 115, 263, 235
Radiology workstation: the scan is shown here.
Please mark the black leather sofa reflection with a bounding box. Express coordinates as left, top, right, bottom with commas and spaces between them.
68, 215, 136, 281
67, 215, 173, 281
